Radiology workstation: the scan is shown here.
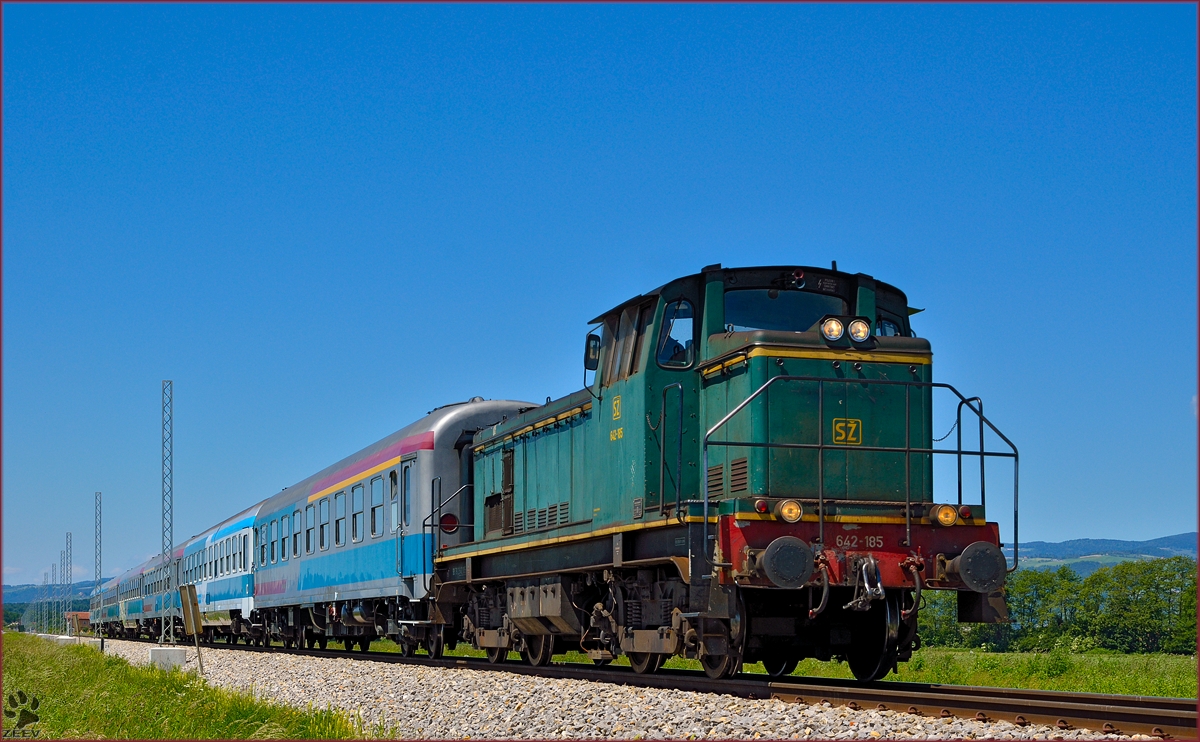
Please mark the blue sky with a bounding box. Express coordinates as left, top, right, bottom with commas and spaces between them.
3, 4, 1195, 585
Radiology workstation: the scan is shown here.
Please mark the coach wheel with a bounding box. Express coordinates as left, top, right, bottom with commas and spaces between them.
762, 655, 799, 678
627, 652, 664, 675
847, 591, 901, 682
485, 646, 508, 664
522, 635, 555, 667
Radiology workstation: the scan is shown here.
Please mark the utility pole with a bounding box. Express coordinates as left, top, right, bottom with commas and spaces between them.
162, 380, 174, 643
65, 532, 72, 633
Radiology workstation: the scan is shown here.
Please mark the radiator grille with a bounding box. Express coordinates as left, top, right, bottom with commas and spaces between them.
729, 457, 749, 492
707, 464, 724, 498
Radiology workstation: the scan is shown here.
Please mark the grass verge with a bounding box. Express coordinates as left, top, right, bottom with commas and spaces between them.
1, 632, 367, 739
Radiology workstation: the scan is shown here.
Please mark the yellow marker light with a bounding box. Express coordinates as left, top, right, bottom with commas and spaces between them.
821, 318, 844, 341
848, 319, 871, 343
935, 504, 958, 526
778, 499, 803, 523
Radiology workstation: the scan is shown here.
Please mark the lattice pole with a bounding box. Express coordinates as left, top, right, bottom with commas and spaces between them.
39, 572, 47, 632
51, 562, 59, 634
65, 533, 73, 633
162, 380, 174, 643
95, 492, 102, 590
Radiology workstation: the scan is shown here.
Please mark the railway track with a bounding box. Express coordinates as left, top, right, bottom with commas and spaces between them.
101, 635, 1197, 738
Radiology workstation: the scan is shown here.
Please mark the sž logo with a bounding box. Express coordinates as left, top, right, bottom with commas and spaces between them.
3, 691, 41, 738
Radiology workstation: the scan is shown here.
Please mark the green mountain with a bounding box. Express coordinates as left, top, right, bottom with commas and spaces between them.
1003, 532, 1196, 576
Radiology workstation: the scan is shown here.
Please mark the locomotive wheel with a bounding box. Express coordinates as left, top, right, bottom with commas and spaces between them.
423, 632, 444, 659
357, 637, 371, 652
342, 638, 355, 652
485, 646, 508, 664
522, 635, 555, 667
396, 639, 414, 657
847, 592, 901, 682
700, 652, 740, 679
590, 657, 612, 667
316, 636, 328, 650
627, 652, 664, 675
762, 655, 799, 678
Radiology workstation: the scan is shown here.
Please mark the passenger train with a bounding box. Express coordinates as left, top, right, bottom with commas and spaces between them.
93, 264, 1016, 681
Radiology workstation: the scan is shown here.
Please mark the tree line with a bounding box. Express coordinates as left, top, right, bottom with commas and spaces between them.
920, 556, 1197, 654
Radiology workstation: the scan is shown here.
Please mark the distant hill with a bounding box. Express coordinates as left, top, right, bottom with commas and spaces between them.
1003, 532, 1196, 576
3, 580, 100, 604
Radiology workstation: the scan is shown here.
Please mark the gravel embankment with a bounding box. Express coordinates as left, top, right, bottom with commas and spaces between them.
98, 639, 1137, 739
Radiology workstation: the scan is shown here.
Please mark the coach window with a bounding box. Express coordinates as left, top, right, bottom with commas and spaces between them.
402, 462, 414, 527
292, 509, 301, 557
270, 521, 278, 563
305, 505, 316, 554
656, 300, 695, 369
370, 477, 384, 538
280, 516, 290, 562
389, 471, 399, 533
334, 492, 346, 547
351, 484, 365, 542
225, 538, 231, 573
260, 525, 269, 566
319, 498, 330, 550
243, 534, 250, 571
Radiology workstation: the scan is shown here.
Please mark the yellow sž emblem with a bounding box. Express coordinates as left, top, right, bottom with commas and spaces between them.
831, 418, 862, 445
612, 395, 621, 420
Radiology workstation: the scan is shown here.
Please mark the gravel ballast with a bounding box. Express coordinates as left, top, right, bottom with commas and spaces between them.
96, 639, 1138, 739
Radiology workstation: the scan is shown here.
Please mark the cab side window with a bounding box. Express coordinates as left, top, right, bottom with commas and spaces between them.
657, 299, 695, 368
602, 303, 653, 385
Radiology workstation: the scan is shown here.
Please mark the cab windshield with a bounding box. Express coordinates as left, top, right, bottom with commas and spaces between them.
724, 288, 847, 333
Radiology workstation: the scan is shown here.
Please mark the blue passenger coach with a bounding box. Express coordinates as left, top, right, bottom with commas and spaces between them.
92, 397, 528, 651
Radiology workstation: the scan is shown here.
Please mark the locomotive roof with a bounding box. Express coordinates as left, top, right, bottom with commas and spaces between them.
587, 264, 908, 324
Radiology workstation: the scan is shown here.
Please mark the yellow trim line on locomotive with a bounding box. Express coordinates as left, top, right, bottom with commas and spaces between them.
701, 347, 932, 378
436, 510, 983, 563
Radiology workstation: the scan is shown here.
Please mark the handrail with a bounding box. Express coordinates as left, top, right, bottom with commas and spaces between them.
420, 482, 473, 595
702, 375, 1019, 572
646, 382, 684, 518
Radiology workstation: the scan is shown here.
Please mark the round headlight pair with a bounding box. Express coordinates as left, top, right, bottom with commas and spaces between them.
821, 317, 872, 342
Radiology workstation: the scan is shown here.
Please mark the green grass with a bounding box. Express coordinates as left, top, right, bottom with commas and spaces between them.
376, 636, 1196, 698
1, 632, 372, 739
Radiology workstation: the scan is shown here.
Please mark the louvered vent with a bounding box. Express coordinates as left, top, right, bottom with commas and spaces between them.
707, 464, 724, 498
537, 508, 549, 529
513, 511, 524, 533
547, 503, 558, 526
559, 501, 570, 525
730, 457, 749, 492
527, 510, 536, 531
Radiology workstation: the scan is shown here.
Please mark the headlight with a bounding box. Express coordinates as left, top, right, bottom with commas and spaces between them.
821, 318, 844, 341
777, 499, 803, 523
848, 319, 871, 342
934, 504, 958, 526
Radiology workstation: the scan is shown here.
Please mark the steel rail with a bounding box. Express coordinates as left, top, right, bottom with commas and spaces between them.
102, 635, 1195, 738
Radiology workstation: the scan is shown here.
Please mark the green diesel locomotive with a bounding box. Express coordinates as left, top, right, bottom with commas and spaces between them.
434, 263, 1017, 681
